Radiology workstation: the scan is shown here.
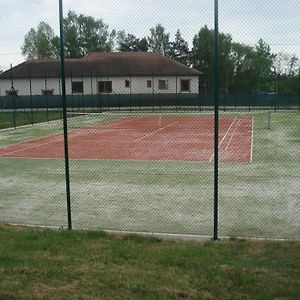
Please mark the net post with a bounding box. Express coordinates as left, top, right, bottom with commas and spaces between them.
267, 110, 272, 130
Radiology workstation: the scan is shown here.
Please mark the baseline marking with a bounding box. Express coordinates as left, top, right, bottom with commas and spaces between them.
250, 116, 254, 164
0, 136, 64, 157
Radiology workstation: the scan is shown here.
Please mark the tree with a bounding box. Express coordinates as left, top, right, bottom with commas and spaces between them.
117, 31, 148, 52
273, 52, 299, 95
231, 43, 254, 76
190, 26, 233, 93
22, 21, 59, 59
63, 11, 116, 58
252, 39, 276, 79
288, 55, 299, 75
274, 52, 299, 75
169, 30, 190, 65
147, 24, 171, 56
229, 42, 255, 92
248, 39, 276, 92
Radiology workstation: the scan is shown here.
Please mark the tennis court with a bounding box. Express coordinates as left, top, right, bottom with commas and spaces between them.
0, 110, 299, 240
0, 114, 253, 163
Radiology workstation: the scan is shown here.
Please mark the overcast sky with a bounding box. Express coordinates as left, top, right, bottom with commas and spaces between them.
0, 0, 299, 70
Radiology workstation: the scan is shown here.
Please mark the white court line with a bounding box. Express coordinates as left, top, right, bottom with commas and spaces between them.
0, 120, 178, 157
134, 121, 178, 142
0, 119, 126, 157
0, 128, 93, 158
250, 116, 255, 164
0, 136, 64, 157
223, 120, 240, 152
209, 116, 237, 163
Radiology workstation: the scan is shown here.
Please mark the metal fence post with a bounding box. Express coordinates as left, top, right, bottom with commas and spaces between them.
213, 0, 220, 241
59, 0, 72, 230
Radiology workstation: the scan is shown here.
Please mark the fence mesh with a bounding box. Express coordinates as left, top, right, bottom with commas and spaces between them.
0, 0, 299, 239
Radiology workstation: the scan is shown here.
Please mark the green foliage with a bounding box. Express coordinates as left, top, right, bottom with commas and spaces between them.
190, 26, 234, 93
169, 29, 190, 65
22, 11, 116, 60
147, 24, 171, 56
63, 11, 116, 58
229, 43, 255, 92
22, 21, 59, 59
249, 39, 277, 91
117, 31, 148, 52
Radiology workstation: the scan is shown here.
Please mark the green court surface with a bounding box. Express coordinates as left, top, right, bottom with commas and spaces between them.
0, 110, 299, 240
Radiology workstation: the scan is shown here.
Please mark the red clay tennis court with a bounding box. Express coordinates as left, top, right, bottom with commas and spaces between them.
0, 115, 253, 162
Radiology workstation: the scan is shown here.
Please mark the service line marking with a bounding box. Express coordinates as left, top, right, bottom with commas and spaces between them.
134, 122, 179, 142
209, 116, 237, 163
223, 120, 240, 152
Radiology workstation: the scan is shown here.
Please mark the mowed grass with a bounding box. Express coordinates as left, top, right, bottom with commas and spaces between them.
0, 111, 63, 129
0, 225, 300, 300
0, 110, 299, 239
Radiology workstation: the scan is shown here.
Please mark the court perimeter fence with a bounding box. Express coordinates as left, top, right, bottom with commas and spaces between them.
1, 93, 300, 112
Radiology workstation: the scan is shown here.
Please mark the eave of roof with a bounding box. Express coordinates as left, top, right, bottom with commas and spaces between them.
0, 52, 200, 79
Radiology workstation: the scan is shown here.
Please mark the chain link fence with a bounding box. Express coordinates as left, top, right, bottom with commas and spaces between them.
0, 0, 299, 240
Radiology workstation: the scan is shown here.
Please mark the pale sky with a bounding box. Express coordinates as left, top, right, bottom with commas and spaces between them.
0, 0, 299, 71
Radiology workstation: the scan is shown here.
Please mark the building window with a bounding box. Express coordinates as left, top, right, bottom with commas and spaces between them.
125, 80, 130, 88
42, 89, 54, 96
98, 81, 112, 93
72, 81, 84, 94
158, 80, 168, 90
147, 80, 152, 88
180, 80, 191, 92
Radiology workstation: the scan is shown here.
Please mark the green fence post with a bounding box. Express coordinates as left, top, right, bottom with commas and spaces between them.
44, 71, 49, 122
213, 0, 220, 241
29, 65, 34, 125
59, 0, 72, 230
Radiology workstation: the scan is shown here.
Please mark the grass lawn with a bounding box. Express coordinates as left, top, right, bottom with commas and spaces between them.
0, 225, 300, 299
0, 111, 63, 129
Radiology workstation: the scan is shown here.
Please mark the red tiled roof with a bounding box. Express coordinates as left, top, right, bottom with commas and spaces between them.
0, 52, 199, 79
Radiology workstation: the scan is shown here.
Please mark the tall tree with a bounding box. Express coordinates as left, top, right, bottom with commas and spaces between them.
231, 42, 254, 76
190, 26, 233, 93
274, 52, 291, 75
249, 39, 276, 91
169, 29, 190, 65
22, 21, 59, 59
275, 53, 299, 75
63, 11, 116, 58
229, 42, 255, 92
147, 24, 171, 56
117, 31, 148, 52
288, 55, 299, 75
252, 39, 276, 79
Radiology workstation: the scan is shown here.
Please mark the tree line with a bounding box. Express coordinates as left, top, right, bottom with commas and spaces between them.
22, 11, 300, 95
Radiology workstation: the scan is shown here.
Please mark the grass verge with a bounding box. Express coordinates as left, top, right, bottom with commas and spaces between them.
0, 111, 62, 129
0, 225, 299, 299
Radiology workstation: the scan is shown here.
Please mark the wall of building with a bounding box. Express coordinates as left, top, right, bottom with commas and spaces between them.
0, 76, 199, 96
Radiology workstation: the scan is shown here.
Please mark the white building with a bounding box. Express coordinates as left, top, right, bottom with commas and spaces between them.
0, 52, 199, 96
